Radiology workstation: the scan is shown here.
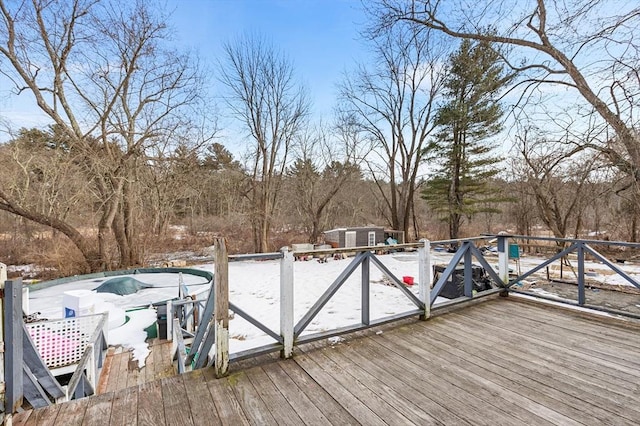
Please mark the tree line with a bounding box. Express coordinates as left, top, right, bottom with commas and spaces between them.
1, 0, 638, 274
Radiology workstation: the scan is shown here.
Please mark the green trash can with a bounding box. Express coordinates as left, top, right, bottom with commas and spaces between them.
509, 243, 520, 259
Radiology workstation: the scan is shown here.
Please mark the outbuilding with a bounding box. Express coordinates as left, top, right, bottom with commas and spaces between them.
323, 226, 404, 248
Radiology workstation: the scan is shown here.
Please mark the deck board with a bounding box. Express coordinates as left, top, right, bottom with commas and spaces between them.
294, 351, 386, 425
444, 313, 639, 395
201, 367, 250, 425
458, 304, 640, 385
341, 334, 529, 426
136, 380, 165, 425
275, 358, 358, 425
379, 329, 578, 425
227, 370, 278, 425
301, 346, 414, 425
160, 375, 194, 426
425, 315, 640, 422
260, 361, 331, 426
244, 366, 303, 425
53, 398, 90, 426
109, 386, 138, 426
444, 306, 640, 399
316, 341, 445, 425
17, 297, 640, 424
332, 337, 479, 425
394, 320, 630, 425
481, 302, 640, 367
181, 369, 222, 426
81, 392, 114, 426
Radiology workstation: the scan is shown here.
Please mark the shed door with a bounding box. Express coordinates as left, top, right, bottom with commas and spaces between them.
368, 231, 376, 247
345, 231, 356, 248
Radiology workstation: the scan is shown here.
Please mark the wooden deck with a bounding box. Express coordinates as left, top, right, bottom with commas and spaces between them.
97, 339, 176, 394
13, 296, 640, 425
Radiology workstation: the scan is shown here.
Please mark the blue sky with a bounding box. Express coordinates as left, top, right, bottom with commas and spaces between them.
170, 0, 369, 117
0, 0, 370, 141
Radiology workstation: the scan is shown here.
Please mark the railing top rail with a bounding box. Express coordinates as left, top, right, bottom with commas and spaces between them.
292, 242, 422, 256
229, 252, 283, 262
482, 233, 640, 249
24, 312, 107, 327
88, 313, 108, 344
292, 238, 492, 256
428, 236, 494, 245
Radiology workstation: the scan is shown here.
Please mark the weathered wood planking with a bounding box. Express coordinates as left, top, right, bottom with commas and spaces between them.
136, 380, 165, 425
260, 361, 332, 426
305, 345, 440, 425
114, 350, 131, 392
294, 351, 386, 425
225, 370, 277, 425
388, 322, 608, 425
459, 303, 640, 386
181, 369, 222, 426
14, 297, 640, 425
160, 375, 194, 426
52, 398, 90, 426
81, 392, 114, 426
358, 332, 544, 426
449, 307, 640, 392
201, 367, 250, 425
329, 339, 476, 425
244, 366, 303, 425
423, 312, 640, 421
109, 386, 138, 426
273, 358, 358, 425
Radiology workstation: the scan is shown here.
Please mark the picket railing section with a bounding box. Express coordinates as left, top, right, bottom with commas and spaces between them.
2, 279, 108, 417
169, 234, 640, 378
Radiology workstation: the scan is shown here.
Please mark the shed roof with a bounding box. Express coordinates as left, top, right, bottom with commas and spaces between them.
323, 226, 385, 234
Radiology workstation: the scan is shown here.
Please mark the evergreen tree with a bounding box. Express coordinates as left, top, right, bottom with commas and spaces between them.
422, 39, 510, 239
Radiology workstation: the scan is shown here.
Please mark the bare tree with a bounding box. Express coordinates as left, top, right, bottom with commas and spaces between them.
287, 120, 364, 243
219, 34, 309, 252
513, 126, 604, 242
0, 0, 212, 270
374, 0, 640, 198
339, 20, 445, 240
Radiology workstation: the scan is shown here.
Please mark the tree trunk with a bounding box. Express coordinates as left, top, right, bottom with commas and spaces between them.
0, 195, 102, 272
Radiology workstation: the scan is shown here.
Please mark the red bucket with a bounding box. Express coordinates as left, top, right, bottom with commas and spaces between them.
402, 276, 414, 285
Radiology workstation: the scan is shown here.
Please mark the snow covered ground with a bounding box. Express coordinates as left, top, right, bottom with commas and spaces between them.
28, 252, 455, 364
26, 248, 640, 366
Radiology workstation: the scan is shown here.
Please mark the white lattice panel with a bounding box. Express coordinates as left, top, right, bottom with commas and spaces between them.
26, 314, 104, 369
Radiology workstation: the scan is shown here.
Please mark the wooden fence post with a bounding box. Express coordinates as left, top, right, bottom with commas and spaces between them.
213, 238, 229, 378
418, 240, 431, 320
280, 247, 294, 358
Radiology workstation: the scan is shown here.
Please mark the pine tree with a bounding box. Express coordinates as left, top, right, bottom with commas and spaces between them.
422, 39, 510, 239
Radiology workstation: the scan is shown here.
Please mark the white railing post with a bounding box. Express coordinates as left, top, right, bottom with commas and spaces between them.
280, 247, 294, 358
498, 235, 510, 289
213, 237, 229, 378
86, 343, 96, 390
418, 239, 432, 320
